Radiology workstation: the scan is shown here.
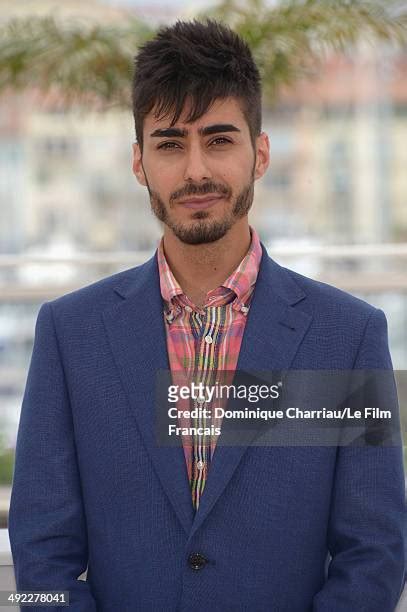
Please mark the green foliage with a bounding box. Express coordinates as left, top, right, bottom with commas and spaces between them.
0, 448, 14, 485
0, 1, 406, 108
0, 15, 154, 110
0, 429, 14, 485
203, 0, 407, 101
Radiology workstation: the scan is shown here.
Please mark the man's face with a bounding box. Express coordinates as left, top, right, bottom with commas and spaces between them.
132, 96, 269, 245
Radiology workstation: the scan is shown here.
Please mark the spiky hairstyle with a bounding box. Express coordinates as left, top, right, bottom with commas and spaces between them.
132, 19, 262, 150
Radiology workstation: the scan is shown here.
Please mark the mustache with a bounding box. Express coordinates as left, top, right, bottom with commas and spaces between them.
170, 182, 231, 203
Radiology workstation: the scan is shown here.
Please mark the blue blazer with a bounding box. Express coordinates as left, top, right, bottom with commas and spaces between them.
9, 244, 406, 611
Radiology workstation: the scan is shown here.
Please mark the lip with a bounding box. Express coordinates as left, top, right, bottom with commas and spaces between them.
179, 196, 224, 210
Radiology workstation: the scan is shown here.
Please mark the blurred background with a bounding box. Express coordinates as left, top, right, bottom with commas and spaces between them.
0, 0, 407, 528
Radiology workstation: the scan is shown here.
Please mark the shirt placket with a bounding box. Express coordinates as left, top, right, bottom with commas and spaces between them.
190, 306, 220, 510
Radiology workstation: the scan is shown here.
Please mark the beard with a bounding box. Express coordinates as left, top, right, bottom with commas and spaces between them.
144, 164, 255, 245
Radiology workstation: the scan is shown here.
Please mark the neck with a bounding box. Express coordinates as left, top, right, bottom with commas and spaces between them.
161, 219, 251, 306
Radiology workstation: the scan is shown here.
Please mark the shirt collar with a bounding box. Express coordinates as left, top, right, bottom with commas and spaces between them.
157, 241, 184, 304
222, 226, 262, 307
158, 225, 262, 319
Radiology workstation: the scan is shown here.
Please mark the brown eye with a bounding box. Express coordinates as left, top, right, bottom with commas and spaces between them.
157, 142, 181, 150
210, 137, 232, 146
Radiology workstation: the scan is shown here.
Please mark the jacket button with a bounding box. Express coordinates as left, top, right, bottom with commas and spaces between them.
188, 552, 207, 570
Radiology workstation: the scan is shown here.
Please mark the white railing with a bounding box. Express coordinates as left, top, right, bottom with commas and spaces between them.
1, 244, 407, 299
1, 243, 407, 265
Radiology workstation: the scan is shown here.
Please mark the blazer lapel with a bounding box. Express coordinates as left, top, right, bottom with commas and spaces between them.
102, 244, 313, 541
188, 245, 313, 539
102, 254, 195, 536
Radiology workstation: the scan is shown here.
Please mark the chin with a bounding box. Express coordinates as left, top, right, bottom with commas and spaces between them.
169, 218, 233, 245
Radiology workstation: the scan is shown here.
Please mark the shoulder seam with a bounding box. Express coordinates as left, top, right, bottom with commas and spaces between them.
46, 301, 73, 411
351, 306, 380, 369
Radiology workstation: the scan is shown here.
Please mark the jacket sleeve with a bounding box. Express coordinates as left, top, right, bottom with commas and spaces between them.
8, 302, 97, 611
312, 307, 406, 611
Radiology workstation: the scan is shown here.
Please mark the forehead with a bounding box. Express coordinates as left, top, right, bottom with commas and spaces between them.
144, 96, 248, 133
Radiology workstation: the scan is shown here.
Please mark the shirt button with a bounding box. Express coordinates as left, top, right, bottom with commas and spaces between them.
165, 310, 174, 321
196, 460, 204, 470
185, 305, 192, 312
204, 334, 213, 344
188, 552, 207, 570
240, 305, 249, 314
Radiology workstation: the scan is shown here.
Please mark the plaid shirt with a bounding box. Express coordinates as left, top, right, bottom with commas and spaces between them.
158, 226, 262, 510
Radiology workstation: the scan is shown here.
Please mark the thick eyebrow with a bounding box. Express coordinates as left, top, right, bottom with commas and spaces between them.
149, 123, 241, 138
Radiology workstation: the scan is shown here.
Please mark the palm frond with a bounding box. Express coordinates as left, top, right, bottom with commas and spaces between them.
204, 0, 407, 100
0, 1, 406, 109
0, 16, 153, 109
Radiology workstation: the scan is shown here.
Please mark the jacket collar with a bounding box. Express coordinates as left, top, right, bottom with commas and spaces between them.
103, 243, 312, 539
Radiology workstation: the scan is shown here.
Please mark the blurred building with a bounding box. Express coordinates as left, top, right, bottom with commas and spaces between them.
254, 48, 407, 245
0, 0, 182, 255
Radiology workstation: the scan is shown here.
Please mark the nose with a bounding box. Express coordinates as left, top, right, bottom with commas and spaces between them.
183, 143, 212, 183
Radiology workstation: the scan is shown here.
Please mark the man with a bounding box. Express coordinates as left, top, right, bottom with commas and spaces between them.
9, 19, 406, 611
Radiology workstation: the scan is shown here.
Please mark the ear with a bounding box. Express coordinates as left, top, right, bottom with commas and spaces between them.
254, 132, 270, 181
132, 142, 147, 186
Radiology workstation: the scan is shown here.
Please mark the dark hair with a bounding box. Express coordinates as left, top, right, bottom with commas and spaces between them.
132, 18, 262, 151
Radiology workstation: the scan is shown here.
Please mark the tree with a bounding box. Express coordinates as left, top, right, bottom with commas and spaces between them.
208, 0, 407, 102
0, 0, 406, 109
